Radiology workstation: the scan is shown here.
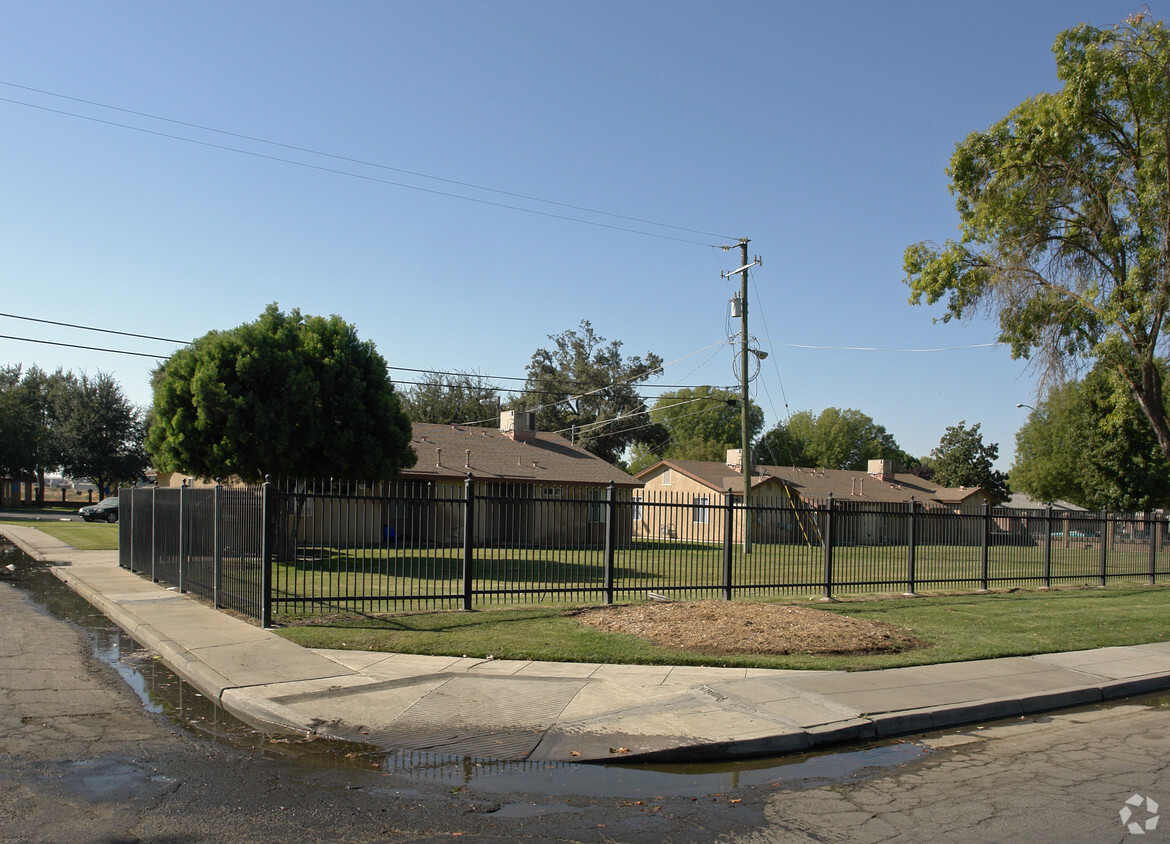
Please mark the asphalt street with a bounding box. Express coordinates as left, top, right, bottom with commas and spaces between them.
4, 542, 1170, 842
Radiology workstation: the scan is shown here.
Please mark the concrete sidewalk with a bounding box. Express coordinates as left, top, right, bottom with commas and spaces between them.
6, 522, 1170, 763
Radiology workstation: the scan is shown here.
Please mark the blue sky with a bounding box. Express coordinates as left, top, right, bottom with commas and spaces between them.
0, 1, 1151, 470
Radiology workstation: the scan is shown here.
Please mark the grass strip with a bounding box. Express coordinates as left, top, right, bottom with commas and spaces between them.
0, 520, 119, 551
275, 585, 1170, 671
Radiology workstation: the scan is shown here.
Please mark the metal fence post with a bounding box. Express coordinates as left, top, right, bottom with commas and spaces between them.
906, 498, 917, 595
822, 493, 835, 600
1148, 511, 1159, 585
150, 485, 158, 583
1098, 511, 1109, 587
260, 477, 274, 628
213, 481, 222, 608
178, 480, 188, 593
722, 488, 734, 601
462, 475, 475, 611
980, 502, 990, 591
604, 482, 616, 605
1043, 506, 1053, 588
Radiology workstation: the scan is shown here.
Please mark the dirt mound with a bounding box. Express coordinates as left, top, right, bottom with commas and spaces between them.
572, 600, 923, 656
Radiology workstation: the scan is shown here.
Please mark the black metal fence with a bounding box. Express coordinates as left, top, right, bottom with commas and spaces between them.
118, 479, 1170, 626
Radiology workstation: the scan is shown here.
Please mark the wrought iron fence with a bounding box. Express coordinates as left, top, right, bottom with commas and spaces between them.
117, 480, 1170, 626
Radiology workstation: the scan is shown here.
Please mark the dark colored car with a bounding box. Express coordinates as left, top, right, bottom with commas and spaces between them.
79, 497, 119, 523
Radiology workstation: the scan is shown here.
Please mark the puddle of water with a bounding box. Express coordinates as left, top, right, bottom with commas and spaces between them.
1, 540, 933, 798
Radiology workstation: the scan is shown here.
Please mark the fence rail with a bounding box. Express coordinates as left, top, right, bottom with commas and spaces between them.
117, 479, 1170, 626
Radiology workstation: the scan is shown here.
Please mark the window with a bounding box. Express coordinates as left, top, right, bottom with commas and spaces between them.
542, 486, 563, 499
692, 495, 710, 524
632, 494, 643, 522
662, 468, 672, 486
588, 488, 605, 523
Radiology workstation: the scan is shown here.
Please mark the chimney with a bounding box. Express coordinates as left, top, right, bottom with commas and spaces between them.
868, 458, 894, 482
435, 448, 442, 467
726, 448, 744, 472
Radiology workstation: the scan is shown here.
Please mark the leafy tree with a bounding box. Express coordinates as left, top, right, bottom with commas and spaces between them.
0, 365, 67, 502
930, 422, 1010, 502
904, 15, 1170, 462
147, 305, 415, 483
49, 371, 148, 496
1011, 382, 1086, 505
0, 365, 41, 481
625, 386, 762, 472
759, 408, 904, 471
401, 371, 500, 425
1013, 365, 1170, 510
520, 320, 664, 464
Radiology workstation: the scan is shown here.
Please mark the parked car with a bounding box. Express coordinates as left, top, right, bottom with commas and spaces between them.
79, 497, 119, 523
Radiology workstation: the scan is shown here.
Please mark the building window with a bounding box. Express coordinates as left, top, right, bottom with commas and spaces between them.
542, 486, 563, 499
632, 494, 643, 522
588, 488, 605, 523
692, 495, 710, 524
662, 468, 672, 486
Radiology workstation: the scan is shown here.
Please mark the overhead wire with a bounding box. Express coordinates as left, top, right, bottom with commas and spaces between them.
0, 85, 732, 247
0, 81, 736, 244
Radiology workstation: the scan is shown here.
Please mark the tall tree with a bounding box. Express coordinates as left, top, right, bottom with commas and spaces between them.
520, 320, 663, 464
147, 304, 415, 483
930, 422, 1010, 502
1010, 382, 1085, 506
760, 408, 905, 471
904, 15, 1170, 462
0, 365, 65, 502
627, 386, 761, 473
49, 371, 148, 496
401, 371, 500, 426
1014, 365, 1170, 510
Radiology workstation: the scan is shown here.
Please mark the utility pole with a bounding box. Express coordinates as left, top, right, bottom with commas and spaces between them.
722, 237, 761, 553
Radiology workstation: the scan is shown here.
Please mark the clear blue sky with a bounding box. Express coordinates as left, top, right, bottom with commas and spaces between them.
0, 1, 1151, 470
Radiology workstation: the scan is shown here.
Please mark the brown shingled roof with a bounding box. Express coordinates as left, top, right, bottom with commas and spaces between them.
403, 422, 641, 487
638, 459, 984, 506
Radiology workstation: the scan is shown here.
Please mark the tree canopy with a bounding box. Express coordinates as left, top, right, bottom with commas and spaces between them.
1, 365, 147, 497
520, 320, 664, 465
627, 386, 762, 473
50, 371, 148, 495
904, 15, 1170, 462
757, 407, 908, 471
1013, 364, 1170, 510
400, 371, 499, 426
147, 305, 415, 483
930, 422, 1010, 502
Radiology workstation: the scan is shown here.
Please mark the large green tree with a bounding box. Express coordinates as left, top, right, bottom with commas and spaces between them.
1013, 364, 1170, 510
147, 305, 415, 483
930, 422, 1010, 502
520, 320, 664, 464
759, 408, 906, 471
904, 15, 1170, 462
400, 371, 499, 426
627, 386, 763, 473
50, 371, 148, 496
0, 365, 74, 501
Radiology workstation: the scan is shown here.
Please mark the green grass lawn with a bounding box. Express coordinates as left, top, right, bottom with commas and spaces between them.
275, 584, 1170, 671
0, 520, 119, 551
6, 522, 1169, 671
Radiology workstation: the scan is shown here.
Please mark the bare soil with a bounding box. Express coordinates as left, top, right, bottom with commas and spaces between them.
571, 600, 924, 656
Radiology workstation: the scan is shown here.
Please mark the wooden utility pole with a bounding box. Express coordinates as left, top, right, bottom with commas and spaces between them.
723, 237, 761, 553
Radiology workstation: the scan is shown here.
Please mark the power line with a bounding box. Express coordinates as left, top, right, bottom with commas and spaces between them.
1, 80, 737, 244
0, 312, 186, 345
0, 86, 733, 247
0, 334, 167, 360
